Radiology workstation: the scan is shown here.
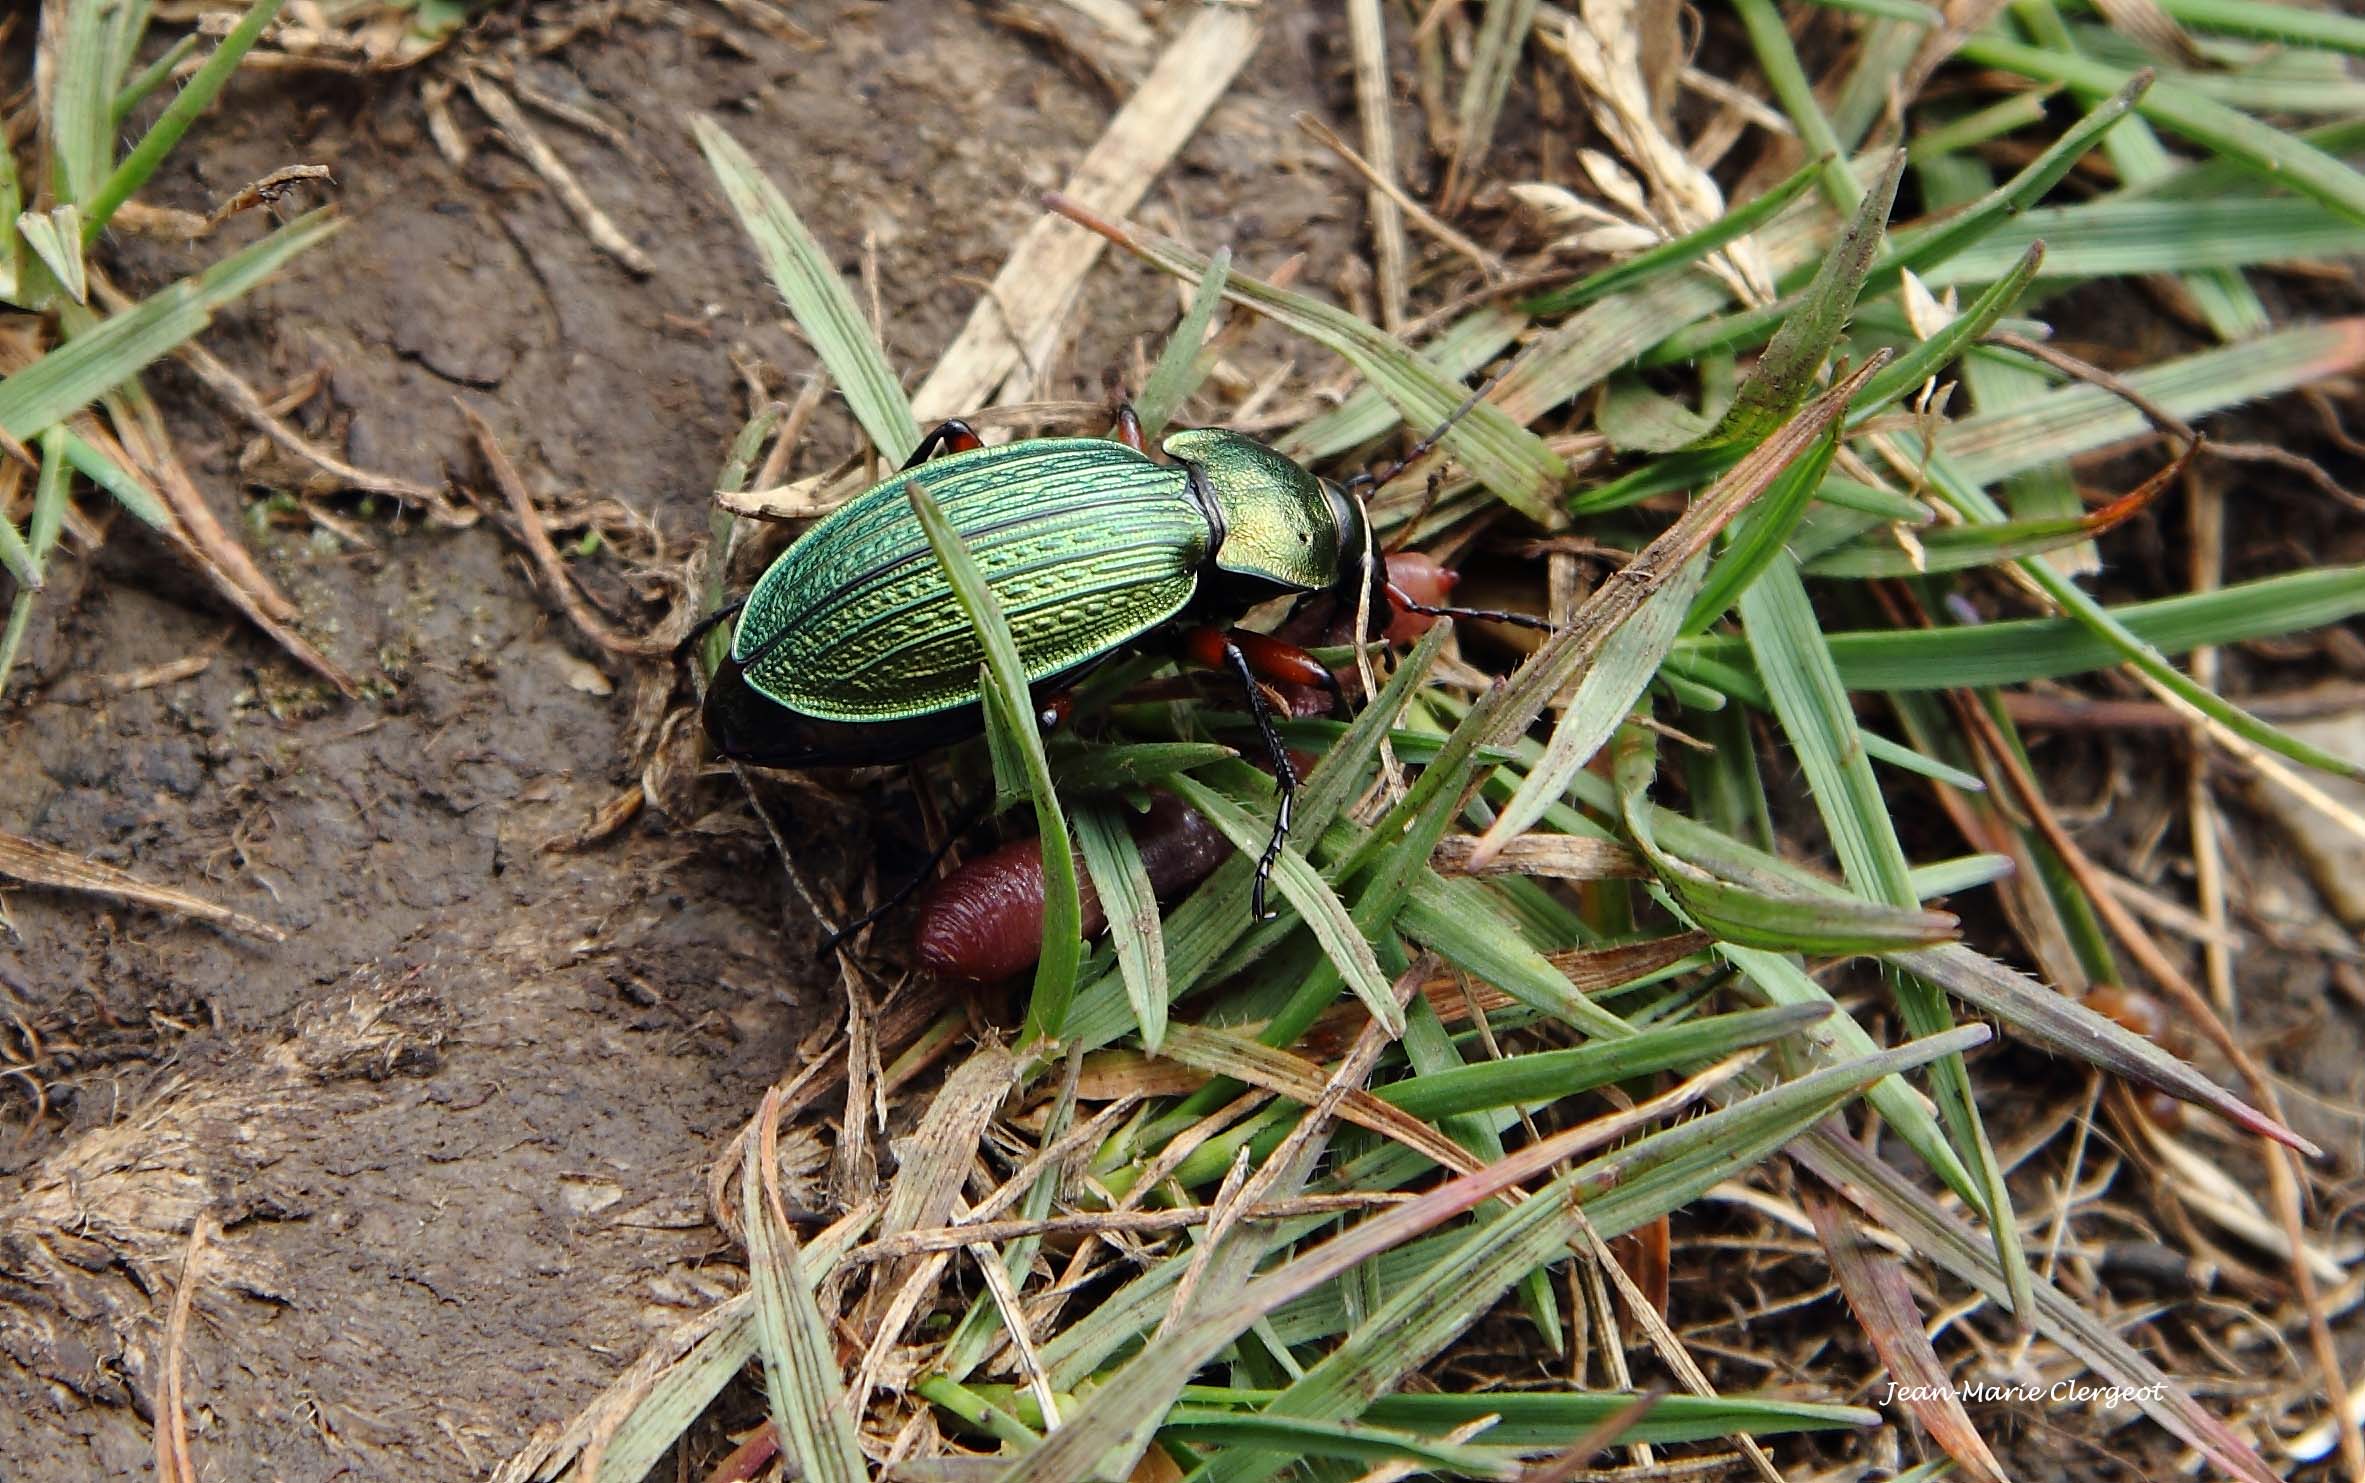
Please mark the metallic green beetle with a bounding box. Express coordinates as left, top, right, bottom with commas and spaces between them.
699, 409, 1490, 916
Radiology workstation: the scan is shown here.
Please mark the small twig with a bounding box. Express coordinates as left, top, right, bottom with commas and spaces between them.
460, 403, 670, 658
1295, 112, 1505, 282
179, 340, 470, 523
751, 373, 832, 494
1987, 328, 2365, 508
153, 1216, 213, 1483
0, 829, 285, 941
205, 163, 334, 228
460, 68, 653, 277
1344, 0, 1411, 328
505, 77, 648, 164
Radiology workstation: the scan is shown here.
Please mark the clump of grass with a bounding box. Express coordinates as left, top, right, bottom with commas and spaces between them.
0, 0, 338, 699
512, 6, 2365, 1483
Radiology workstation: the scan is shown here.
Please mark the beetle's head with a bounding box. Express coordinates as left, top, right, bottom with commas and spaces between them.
1163, 428, 1360, 597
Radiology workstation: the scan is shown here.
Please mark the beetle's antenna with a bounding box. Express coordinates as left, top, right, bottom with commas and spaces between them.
675, 597, 746, 666
1346, 363, 1515, 495
1383, 467, 1448, 555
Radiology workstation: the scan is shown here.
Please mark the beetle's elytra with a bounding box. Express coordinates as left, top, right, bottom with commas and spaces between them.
699, 406, 1519, 923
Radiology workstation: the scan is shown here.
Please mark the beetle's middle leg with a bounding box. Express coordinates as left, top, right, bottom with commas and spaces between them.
1181, 625, 1335, 920
1111, 404, 1147, 454
902, 419, 985, 470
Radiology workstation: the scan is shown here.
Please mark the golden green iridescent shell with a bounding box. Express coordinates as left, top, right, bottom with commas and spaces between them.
734, 439, 1211, 723
1162, 428, 1343, 593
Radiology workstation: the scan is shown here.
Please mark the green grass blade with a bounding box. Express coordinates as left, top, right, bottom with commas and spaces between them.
1053, 741, 1237, 794
1705, 152, 1901, 445
1911, 436, 2365, 781
1524, 156, 1827, 317
50, 0, 113, 211
1920, 197, 2365, 285
908, 480, 1083, 1044
1074, 802, 1168, 1051
1803, 493, 2147, 577
1377, 1003, 1829, 1120
0, 505, 36, 590
0, 209, 338, 442
1683, 426, 1836, 633
1954, 31, 2365, 226
1907, 89, 2056, 163
1643, 79, 2143, 372
1680, 565, 2365, 690
57, 427, 170, 530
1616, 724, 1960, 955
111, 33, 201, 128
1846, 244, 2043, 420
18, 207, 87, 306
81, 0, 291, 240
1888, 73, 2149, 277
1048, 195, 1567, 525
1136, 247, 1230, 439
1733, 0, 1858, 209
740, 1148, 869, 1483
1281, 307, 1525, 463
1162, 1409, 1517, 1477
1938, 318, 2365, 484
1478, 555, 1706, 858
696, 115, 921, 463
1718, 943, 1978, 1201
1894, 942, 2313, 1152
2098, 0, 2365, 52
1164, 772, 1402, 1038
1738, 556, 2030, 1316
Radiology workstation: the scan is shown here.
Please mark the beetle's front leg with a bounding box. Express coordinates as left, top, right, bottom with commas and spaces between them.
1181, 625, 1325, 920
902, 419, 985, 471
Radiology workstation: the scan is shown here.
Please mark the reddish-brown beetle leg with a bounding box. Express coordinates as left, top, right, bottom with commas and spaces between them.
902, 418, 985, 470
1179, 625, 1303, 920
1112, 404, 1147, 454
1230, 629, 1346, 714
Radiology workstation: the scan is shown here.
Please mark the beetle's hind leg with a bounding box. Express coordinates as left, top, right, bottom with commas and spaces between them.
1182, 626, 1339, 920
1112, 404, 1147, 454
902, 419, 986, 470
